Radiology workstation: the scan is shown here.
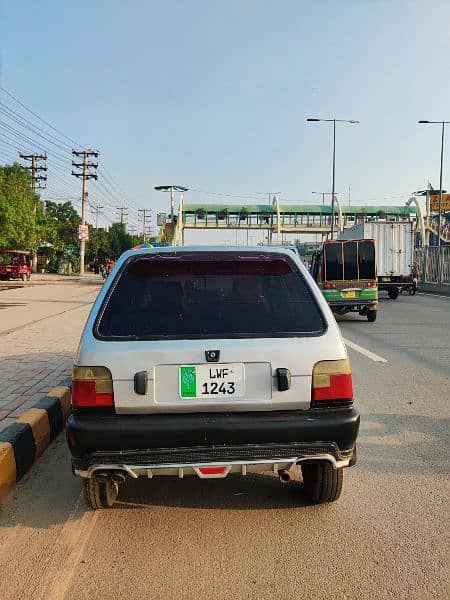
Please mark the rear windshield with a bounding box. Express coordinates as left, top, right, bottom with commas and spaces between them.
95, 252, 325, 340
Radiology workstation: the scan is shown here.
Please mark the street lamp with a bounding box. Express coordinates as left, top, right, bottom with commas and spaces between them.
307, 118, 359, 239
154, 185, 188, 223
418, 121, 449, 254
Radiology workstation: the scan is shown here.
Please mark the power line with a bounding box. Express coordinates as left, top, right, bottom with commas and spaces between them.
0, 86, 83, 147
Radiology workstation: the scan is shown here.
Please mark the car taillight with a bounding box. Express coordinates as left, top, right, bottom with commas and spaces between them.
72, 366, 114, 408
367, 281, 377, 288
311, 359, 353, 406
323, 282, 336, 289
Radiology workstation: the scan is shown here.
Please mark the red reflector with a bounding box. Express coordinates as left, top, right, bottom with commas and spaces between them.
198, 466, 227, 475
72, 380, 114, 408
312, 373, 353, 401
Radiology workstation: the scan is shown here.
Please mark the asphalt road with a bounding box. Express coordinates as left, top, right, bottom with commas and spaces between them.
0, 290, 448, 600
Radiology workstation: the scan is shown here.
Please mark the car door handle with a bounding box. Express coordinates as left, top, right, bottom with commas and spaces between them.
134, 371, 148, 395
276, 368, 291, 392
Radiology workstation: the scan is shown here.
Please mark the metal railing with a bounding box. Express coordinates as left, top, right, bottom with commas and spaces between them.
415, 247, 450, 284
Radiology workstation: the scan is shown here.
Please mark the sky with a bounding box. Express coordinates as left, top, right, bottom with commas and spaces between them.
1, 0, 450, 244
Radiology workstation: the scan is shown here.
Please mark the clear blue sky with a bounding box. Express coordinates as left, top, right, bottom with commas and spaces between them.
1, 1, 450, 242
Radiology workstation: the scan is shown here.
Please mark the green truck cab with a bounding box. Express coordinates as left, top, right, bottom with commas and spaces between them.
310, 239, 378, 322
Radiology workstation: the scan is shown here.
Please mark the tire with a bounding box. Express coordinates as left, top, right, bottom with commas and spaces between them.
83, 477, 119, 510
367, 310, 377, 322
388, 288, 399, 299
301, 461, 344, 504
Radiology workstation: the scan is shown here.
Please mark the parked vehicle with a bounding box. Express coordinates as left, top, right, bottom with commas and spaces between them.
0, 250, 32, 281
339, 221, 415, 299
310, 239, 378, 322
66, 246, 359, 509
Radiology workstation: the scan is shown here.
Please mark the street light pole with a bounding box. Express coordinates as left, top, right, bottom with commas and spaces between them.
331, 120, 336, 239
307, 118, 359, 240
418, 120, 450, 283
154, 185, 188, 224
439, 122, 445, 250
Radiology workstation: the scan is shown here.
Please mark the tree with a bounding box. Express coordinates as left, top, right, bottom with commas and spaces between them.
44, 200, 81, 249
0, 163, 40, 250
107, 222, 133, 258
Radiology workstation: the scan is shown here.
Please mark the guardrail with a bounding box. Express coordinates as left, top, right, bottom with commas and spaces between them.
415, 247, 450, 284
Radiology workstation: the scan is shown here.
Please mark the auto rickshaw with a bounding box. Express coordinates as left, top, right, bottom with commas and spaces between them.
0, 250, 32, 281
310, 239, 378, 322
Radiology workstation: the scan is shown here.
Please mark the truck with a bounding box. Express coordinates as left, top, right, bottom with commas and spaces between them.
338, 222, 415, 299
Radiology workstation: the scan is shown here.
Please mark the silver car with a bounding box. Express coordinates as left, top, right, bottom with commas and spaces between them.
67, 246, 359, 509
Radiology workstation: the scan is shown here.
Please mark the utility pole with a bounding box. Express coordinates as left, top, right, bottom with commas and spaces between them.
138, 209, 152, 242
91, 204, 104, 232
19, 152, 47, 272
19, 152, 48, 191
72, 150, 99, 275
128, 225, 136, 247
91, 205, 104, 259
115, 206, 128, 224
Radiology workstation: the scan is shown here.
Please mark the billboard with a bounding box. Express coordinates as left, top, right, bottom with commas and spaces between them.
430, 194, 450, 212
157, 213, 167, 226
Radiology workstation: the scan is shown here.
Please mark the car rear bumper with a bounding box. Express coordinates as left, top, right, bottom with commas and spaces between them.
328, 300, 377, 312
67, 408, 360, 476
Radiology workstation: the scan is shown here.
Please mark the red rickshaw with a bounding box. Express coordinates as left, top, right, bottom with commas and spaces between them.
0, 250, 32, 281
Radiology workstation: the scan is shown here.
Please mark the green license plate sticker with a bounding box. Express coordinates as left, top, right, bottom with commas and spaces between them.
180, 366, 197, 398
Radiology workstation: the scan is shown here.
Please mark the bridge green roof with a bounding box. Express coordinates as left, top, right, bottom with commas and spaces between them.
182, 203, 417, 215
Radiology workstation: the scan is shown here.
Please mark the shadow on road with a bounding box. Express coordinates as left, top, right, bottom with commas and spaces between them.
115, 472, 316, 511
358, 412, 450, 475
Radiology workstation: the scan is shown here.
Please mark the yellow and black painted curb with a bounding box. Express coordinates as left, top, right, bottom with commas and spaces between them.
0, 385, 71, 502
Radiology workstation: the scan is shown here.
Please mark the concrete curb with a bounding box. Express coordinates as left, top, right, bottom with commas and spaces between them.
0, 385, 71, 502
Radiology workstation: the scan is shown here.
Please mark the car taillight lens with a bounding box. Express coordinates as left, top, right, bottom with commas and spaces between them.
323, 282, 336, 289
311, 359, 353, 405
72, 366, 114, 408
367, 281, 377, 288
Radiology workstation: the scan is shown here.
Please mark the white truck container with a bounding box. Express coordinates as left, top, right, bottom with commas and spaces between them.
339, 222, 416, 298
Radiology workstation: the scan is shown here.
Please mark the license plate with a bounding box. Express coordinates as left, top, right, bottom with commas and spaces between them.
342, 290, 357, 298
382, 277, 391, 282
179, 363, 245, 399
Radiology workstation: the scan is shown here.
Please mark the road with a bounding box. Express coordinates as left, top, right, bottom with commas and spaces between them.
0, 287, 449, 600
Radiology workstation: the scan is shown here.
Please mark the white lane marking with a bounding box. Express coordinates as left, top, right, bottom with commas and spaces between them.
343, 338, 388, 363
417, 292, 450, 300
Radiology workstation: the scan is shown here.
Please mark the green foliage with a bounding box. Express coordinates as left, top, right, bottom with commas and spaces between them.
44, 200, 81, 250
0, 163, 40, 250
1, 161, 136, 271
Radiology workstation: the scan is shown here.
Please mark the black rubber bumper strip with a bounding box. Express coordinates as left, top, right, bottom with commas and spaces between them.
67, 408, 360, 458
0, 423, 36, 481
34, 396, 64, 441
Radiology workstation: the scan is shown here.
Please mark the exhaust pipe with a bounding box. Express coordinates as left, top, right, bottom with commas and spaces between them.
94, 470, 127, 485
278, 469, 291, 483
111, 471, 127, 484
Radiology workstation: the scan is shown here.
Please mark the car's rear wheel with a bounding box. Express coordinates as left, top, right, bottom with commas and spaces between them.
367, 310, 377, 322
388, 288, 399, 299
301, 461, 343, 503
83, 477, 119, 509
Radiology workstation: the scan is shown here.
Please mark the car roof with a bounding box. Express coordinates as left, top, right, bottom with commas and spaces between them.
119, 245, 298, 261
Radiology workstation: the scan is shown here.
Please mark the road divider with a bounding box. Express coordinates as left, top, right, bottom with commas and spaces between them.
343, 338, 388, 363
0, 385, 71, 502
